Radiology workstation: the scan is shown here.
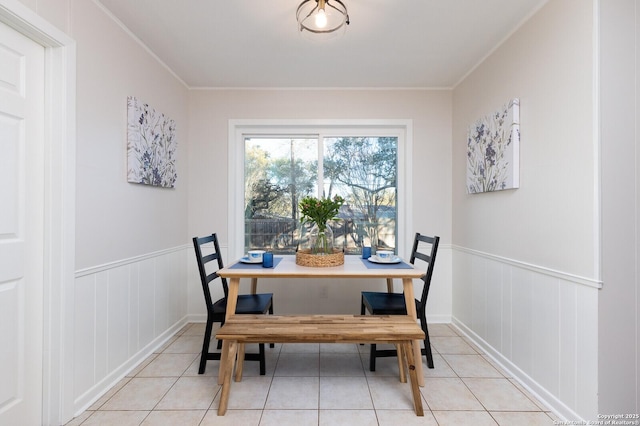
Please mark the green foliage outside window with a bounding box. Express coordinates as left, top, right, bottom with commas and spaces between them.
244, 136, 397, 254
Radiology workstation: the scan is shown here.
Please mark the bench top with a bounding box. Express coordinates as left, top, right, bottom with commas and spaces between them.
216, 314, 425, 343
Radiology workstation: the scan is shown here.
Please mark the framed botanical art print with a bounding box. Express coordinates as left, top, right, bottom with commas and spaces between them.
127, 96, 177, 188
467, 98, 520, 194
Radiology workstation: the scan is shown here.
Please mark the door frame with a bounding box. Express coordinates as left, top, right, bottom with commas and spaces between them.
0, 1, 76, 424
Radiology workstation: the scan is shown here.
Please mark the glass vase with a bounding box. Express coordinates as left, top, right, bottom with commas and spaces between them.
309, 222, 334, 255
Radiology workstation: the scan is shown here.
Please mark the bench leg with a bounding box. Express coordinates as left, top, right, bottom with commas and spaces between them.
411, 338, 424, 387
403, 341, 424, 416
218, 340, 230, 385
235, 343, 245, 382
218, 340, 238, 416
396, 343, 407, 383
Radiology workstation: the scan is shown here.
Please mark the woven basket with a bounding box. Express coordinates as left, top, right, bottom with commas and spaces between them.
295, 249, 344, 267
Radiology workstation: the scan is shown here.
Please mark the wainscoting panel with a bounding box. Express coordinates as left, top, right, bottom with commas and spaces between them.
452, 247, 600, 421
73, 246, 190, 414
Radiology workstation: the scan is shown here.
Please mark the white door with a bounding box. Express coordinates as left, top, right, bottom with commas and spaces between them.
0, 20, 45, 426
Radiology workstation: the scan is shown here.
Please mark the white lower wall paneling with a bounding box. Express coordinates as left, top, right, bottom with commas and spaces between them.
72, 246, 190, 415
452, 246, 600, 422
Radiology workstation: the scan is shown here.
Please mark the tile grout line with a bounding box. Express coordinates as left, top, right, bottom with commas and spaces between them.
71, 323, 555, 426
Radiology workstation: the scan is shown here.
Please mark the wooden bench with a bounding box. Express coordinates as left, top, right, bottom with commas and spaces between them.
215, 314, 426, 416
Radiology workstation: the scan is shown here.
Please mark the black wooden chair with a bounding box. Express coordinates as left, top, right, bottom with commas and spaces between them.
193, 233, 274, 375
360, 233, 439, 371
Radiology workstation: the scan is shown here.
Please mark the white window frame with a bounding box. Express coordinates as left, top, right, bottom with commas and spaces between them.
228, 119, 413, 260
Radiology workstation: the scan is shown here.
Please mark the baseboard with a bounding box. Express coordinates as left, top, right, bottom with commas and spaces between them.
452, 316, 584, 422
186, 314, 207, 323
427, 314, 452, 324
72, 315, 190, 416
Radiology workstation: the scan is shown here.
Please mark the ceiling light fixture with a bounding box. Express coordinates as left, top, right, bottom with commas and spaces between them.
296, 0, 349, 36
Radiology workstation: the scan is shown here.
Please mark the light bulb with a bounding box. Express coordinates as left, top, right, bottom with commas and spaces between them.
315, 9, 327, 28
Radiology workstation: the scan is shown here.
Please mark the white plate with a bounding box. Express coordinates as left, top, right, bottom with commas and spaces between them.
239, 256, 262, 264
367, 255, 402, 264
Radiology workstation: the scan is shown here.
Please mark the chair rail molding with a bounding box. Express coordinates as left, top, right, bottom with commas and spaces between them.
75, 244, 190, 277
452, 245, 603, 289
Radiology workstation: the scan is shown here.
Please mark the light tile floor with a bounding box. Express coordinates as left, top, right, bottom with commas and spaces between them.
66, 323, 559, 426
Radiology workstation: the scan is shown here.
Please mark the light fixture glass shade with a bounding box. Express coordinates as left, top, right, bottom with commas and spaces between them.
297, 0, 349, 35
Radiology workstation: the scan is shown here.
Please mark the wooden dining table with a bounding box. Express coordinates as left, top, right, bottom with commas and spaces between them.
217, 254, 426, 385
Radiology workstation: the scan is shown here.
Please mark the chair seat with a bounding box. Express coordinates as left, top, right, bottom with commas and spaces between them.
361, 291, 419, 315
212, 293, 273, 315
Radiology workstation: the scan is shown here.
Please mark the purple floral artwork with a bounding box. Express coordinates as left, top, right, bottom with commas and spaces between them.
466, 98, 520, 194
127, 96, 177, 188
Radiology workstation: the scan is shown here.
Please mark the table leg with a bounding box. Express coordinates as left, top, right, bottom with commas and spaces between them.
402, 277, 424, 386
250, 277, 258, 295
225, 278, 240, 322
218, 277, 240, 385
386, 278, 394, 293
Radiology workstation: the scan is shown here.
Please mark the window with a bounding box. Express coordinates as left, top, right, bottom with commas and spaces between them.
244, 137, 317, 252
244, 135, 398, 255
229, 120, 412, 259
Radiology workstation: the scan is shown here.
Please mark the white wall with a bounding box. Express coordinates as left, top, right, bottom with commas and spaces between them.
16, 0, 69, 34
13, 0, 193, 420
72, 248, 188, 413
599, 0, 640, 414
452, 0, 599, 420
67, 0, 192, 417
187, 89, 453, 319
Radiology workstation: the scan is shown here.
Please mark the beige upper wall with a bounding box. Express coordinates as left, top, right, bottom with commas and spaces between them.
17, 0, 453, 282
187, 89, 453, 250
17, 0, 70, 33
452, 0, 596, 278
14, 0, 190, 269
70, 0, 190, 269
187, 89, 453, 319
18, 0, 595, 278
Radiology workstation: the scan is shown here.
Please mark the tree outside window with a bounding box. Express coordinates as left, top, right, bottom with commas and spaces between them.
244, 136, 397, 255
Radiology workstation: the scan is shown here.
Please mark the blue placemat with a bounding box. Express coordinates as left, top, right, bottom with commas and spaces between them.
360, 258, 413, 269
229, 257, 283, 269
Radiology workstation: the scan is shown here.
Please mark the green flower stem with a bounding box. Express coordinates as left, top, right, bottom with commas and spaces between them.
300, 195, 344, 255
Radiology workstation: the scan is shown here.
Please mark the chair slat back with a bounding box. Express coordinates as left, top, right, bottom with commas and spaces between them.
408, 233, 440, 306
193, 233, 229, 312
